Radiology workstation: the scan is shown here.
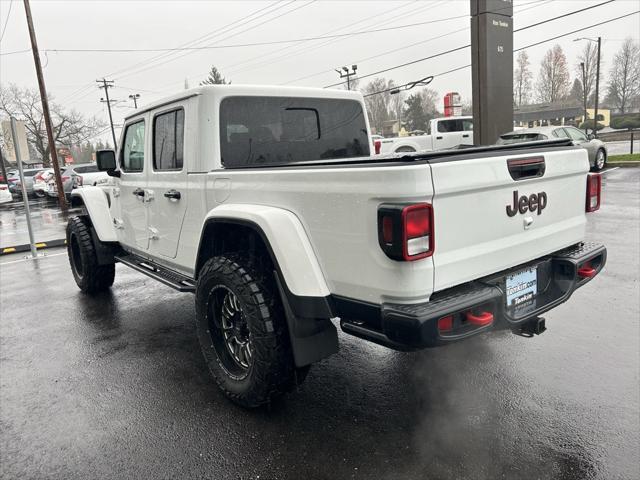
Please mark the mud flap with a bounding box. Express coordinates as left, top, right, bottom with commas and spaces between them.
274, 272, 339, 367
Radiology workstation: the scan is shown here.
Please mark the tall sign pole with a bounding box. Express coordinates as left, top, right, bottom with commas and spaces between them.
10, 118, 38, 258
23, 0, 67, 210
471, 0, 513, 145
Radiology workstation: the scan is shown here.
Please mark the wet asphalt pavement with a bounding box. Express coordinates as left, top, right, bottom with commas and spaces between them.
0, 197, 73, 248
1, 168, 638, 480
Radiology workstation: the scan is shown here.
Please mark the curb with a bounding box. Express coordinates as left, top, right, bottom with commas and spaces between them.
1, 238, 67, 255
607, 162, 640, 167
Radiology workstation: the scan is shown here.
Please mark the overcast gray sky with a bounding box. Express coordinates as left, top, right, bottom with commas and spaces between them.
1, 0, 639, 143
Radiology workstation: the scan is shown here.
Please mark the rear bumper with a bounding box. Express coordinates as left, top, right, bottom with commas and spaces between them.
337, 242, 606, 350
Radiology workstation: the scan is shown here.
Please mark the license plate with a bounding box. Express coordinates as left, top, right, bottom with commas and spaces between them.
505, 267, 537, 307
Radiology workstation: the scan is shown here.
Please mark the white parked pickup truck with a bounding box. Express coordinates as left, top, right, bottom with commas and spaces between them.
376, 116, 474, 154
67, 85, 606, 408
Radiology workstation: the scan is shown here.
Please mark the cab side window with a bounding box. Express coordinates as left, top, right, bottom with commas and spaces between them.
153, 109, 184, 170
121, 120, 146, 172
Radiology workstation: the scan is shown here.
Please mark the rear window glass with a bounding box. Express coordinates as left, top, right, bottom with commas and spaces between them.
219, 96, 369, 167
497, 133, 547, 145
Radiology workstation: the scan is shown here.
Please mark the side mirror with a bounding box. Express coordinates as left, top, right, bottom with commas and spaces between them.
96, 150, 120, 177
587, 133, 595, 140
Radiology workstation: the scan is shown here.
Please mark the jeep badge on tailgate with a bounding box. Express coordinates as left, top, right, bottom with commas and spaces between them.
506, 190, 548, 217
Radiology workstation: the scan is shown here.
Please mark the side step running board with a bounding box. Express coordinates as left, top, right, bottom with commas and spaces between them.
114, 253, 196, 292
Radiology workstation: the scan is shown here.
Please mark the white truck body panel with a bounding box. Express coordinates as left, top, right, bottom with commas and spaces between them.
71, 187, 117, 242
92, 85, 591, 307
430, 149, 589, 290
203, 204, 331, 297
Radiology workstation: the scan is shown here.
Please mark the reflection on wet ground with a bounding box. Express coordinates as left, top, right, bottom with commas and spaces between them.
0, 198, 80, 247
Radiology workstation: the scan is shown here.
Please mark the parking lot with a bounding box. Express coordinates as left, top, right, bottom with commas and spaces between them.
0, 167, 638, 480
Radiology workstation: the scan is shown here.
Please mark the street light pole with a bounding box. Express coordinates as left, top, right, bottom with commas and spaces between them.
335, 65, 357, 90
128, 94, 140, 109
575, 37, 602, 137
594, 36, 601, 138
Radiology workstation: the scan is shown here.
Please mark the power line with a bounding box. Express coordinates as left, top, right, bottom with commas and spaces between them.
281, 0, 552, 86
224, 0, 443, 77
59, 0, 290, 104
324, 0, 623, 88
0, 0, 13, 43
362, 10, 640, 97
514, 10, 638, 52
106, 0, 293, 79
111, 0, 314, 82
114, 0, 317, 93
18, 0, 542, 56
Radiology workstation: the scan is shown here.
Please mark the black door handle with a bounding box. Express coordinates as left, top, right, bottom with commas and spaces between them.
164, 189, 181, 200
436, 136, 443, 140
462, 134, 469, 138
132, 188, 145, 197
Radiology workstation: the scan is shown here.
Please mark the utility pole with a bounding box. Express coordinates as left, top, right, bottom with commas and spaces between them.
594, 36, 601, 138
335, 65, 357, 90
23, 0, 67, 210
128, 93, 140, 109
97, 79, 118, 149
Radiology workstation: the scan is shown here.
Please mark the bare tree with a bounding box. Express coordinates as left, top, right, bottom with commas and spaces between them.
0, 84, 104, 166
200, 65, 230, 85
576, 42, 600, 109
362, 78, 393, 134
514, 50, 533, 107
606, 38, 640, 114
535, 44, 571, 103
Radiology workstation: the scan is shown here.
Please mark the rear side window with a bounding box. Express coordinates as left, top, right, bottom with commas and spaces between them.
437, 119, 472, 133
219, 96, 369, 167
121, 120, 146, 172
153, 109, 184, 170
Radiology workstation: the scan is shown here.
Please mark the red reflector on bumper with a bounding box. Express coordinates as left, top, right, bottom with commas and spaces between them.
578, 266, 596, 278
438, 315, 453, 331
466, 311, 494, 326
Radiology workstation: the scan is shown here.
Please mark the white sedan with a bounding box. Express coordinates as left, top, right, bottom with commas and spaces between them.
0, 184, 13, 204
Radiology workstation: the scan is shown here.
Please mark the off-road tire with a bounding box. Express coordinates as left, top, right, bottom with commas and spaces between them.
195, 255, 306, 408
66, 215, 115, 294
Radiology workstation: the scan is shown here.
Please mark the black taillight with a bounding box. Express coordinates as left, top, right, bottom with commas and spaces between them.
378, 203, 434, 261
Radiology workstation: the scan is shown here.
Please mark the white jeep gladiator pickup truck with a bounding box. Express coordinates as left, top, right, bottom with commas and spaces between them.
67, 85, 606, 408
376, 116, 474, 154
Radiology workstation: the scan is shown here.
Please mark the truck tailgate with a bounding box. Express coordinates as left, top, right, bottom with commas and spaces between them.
430, 147, 589, 291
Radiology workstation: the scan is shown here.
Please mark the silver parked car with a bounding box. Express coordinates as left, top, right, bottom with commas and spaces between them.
498, 126, 607, 171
